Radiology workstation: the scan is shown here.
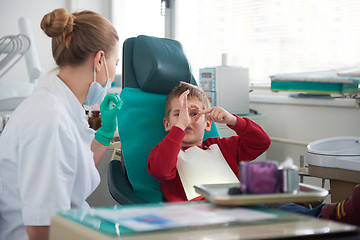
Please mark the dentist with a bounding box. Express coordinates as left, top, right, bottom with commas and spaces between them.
0, 8, 121, 240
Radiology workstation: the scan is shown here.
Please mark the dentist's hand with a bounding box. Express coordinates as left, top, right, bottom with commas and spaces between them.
95, 93, 122, 146
200, 106, 237, 126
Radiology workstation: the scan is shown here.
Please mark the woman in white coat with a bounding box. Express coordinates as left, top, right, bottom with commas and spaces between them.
0, 8, 121, 240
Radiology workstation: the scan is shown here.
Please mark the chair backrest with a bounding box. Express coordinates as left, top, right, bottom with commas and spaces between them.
122, 35, 198, 92
117, 35, 220, 203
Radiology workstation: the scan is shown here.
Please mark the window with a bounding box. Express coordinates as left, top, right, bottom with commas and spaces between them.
172, 0, 360, 84
112, 0, 165, 74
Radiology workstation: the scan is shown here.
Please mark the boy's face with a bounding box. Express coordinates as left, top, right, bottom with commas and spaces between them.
164, 97, 211, 147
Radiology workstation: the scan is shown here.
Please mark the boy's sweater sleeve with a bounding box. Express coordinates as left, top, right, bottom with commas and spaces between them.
206, 115, 271, 162
147, 126, 185, 181
231, 115, 270, 160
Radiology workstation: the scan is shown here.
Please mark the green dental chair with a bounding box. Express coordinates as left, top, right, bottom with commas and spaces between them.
107, 35, 220, 205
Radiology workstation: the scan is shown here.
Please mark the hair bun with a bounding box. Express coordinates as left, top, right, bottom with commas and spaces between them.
41, 8, 74, 38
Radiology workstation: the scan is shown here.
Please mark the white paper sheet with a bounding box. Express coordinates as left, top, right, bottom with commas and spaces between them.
177, 144, 239, 200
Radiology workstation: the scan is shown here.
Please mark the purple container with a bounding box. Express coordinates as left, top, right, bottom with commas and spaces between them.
240, 161, 279, 194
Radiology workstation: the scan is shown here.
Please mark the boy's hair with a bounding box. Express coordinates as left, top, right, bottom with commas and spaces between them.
165, 81, 210, 119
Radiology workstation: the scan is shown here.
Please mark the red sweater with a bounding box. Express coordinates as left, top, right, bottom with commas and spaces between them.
147, 115, 271, 202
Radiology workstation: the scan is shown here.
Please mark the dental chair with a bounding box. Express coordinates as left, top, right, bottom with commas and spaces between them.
107, 35, 220, 205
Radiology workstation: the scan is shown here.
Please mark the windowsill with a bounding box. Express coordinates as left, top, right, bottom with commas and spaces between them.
249, 87, 360, 108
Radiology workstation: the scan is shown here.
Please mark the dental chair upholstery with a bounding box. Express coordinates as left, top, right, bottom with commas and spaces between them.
108, 35, 220, 204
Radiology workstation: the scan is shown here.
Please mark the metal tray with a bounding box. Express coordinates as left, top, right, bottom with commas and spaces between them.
194, 183, 329, 206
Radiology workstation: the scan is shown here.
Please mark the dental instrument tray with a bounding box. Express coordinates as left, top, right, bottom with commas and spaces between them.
194, 183, 328, 206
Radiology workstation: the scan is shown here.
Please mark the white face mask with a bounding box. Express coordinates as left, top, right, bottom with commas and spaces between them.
84, 56, 112, 106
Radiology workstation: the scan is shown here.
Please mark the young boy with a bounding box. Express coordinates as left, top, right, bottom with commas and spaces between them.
147, 81, 271, 202
147, 81, 360, 227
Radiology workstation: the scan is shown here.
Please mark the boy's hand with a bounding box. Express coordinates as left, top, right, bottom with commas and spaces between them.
175, 90, 191, 130
199, 106, 237, 126
175, 90, 201, 130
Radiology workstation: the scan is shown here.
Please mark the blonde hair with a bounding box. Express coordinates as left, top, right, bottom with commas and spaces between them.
41, 8, 119, 67
165, 81, 210, 119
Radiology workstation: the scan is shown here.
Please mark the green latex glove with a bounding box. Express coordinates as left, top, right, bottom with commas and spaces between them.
95, 93, 122, 146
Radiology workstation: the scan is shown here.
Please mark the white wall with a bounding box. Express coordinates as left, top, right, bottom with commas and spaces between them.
250, 89, 360, 162
0, 0, 110, 84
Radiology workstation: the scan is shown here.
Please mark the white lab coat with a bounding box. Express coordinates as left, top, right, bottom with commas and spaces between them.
0, 71, 100, 240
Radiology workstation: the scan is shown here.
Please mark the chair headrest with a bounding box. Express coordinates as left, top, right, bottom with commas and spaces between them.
132, 35, 194, 94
